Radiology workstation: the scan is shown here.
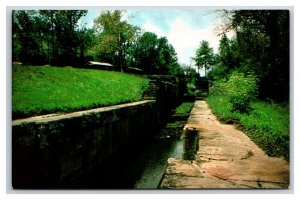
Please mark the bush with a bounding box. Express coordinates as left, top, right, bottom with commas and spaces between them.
210, 72, 257, 113
227, 72, 257, 113
186, 82, 196, 96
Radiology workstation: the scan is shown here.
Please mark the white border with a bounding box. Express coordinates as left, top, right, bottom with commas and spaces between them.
2, 0, 299, 200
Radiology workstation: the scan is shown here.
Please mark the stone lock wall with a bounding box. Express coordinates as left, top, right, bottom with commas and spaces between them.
12, 100, 158, 188
143, 75, 184, 123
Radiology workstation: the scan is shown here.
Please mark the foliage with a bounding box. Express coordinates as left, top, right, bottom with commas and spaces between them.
216, 34, 240, 73
220, 10, 289, 101
12, 10, 90, 66
128, 32, 182, 76
157, 37, 182, 76
207, 94, 289, 160
127, 32, 159, 74
210, 72, 257, 113
12, 65, 149, 119
181, 65, 198, 96
227, 72, 258, 113
240, 101, 289, 159
193, 40, 215, 77
90, 10, 139, 71
186, 82, 197, 96
207, 64, 227, 81
208, 34, 240, 81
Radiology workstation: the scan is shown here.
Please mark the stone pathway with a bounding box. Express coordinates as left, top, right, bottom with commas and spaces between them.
159, 100, 289, 189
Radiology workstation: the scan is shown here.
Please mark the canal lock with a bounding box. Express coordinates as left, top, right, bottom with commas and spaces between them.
72, 102, 197, 189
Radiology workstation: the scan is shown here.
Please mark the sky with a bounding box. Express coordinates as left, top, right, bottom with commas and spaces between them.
80, 9, 228, 67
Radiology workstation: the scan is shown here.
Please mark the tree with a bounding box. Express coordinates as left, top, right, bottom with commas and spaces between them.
128, 32, 182, 76
39, 10, 87, 66
77, 26, 96, 65
157, 37, 181, 75
12, 10, 44, 64
12, 10, 88, 66
193, 40, 215, 77
218, 34, 240, 71
128, 31, 160, 74
92, 10, 139, 71
220, 10, 289, 101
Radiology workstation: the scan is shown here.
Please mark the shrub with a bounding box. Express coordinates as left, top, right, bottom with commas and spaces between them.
210, 72, 257, 113
227, 72, 257, 113
186, 82, 196, 96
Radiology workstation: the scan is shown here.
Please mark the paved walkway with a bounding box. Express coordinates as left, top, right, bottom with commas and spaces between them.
160, 101, 289, 189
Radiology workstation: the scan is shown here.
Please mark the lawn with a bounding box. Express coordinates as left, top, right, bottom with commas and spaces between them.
12, 65, 149, 119
207, 94, 290, 160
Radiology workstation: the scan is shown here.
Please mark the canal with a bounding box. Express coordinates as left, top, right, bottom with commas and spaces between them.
73, 102, 193, 189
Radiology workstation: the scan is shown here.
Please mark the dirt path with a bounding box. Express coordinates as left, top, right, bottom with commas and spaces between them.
159, 100, 289, 189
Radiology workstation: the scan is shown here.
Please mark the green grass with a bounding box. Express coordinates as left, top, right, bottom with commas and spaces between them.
174, 102, 194, 118
207, 94, 290, 160
166, 102, 194, 129
12, 65, 149, 119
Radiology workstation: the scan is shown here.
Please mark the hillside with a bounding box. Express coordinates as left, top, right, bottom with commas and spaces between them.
12, 65, 149, 119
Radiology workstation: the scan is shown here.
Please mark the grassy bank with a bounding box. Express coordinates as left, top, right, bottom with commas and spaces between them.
173, 102, 195, 118
207, 94, 289, 160
12, 65, 149, 119
159, 102, 194, 138
165, 102, 194, 129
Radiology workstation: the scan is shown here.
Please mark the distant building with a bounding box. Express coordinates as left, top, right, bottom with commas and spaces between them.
126, 67, 143, 75
85, 61, 114, 70
12, 61, 23, 65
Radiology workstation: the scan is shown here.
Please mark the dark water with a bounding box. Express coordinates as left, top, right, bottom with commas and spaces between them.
74, 135, 183, 189
133, 137, 183, 189
72, 103, 194, 189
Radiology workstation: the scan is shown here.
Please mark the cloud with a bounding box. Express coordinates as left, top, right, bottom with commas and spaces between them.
141, 23, 164, 37
166, 18, 221, 64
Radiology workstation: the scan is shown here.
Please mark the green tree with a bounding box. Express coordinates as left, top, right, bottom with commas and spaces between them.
128, 32, 181, 76
157, 37, 181, 76
77, 26, 96, 65
13, 10, 88, 66
221, 10, 289, 101
208, 34, 240, 80
128, 31, 160, 74
43, 10, 87, 66
12, 10, 44, 64
92, 10, 139, 71
193, 40, 215, 77
218, 34, 240, 71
